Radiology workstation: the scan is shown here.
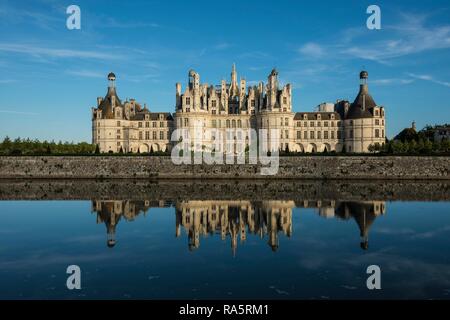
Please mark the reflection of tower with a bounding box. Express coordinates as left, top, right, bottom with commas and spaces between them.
93, 201, 121, 248
91, 200, 152, 248
268, 210, 279, 252
335, 201, 385, 250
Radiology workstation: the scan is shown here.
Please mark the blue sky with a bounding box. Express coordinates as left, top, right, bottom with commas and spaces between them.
0, 0, 449, 142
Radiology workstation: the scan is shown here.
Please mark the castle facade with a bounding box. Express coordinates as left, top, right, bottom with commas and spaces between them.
92, 66, 386, 153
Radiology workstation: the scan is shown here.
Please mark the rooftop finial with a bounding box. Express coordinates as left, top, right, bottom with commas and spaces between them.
107, 72, 116, 89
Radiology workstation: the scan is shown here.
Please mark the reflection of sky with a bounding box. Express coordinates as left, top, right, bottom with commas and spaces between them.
0, 201, 449, 299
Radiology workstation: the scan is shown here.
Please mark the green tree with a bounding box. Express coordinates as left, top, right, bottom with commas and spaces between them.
422, 139, 433, 154
441, 138, 450, 153
392, 140, 405, 154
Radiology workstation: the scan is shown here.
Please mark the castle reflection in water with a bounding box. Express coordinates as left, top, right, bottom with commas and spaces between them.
91, 199, 385, 254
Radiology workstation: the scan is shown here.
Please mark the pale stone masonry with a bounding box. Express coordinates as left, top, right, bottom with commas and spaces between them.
92, 66, 386, 153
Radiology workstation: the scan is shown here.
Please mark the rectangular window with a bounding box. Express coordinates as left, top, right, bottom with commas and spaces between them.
211, 100, 217, 107
138, 122, 142, 128
212, 120, 217, 128
285, 130, 289, 139
153, 131, 157, 139
324, 131, 329, 139
139, 131, 143, 140
324, 121, 329, 127
375, 129, 380, 138
152, 122, 157, 128
145, 122, 149, 128
160, 131, 164, 140
283, 97, 287, 104
304, 131, 307, 139
297, 131, 301, 139
251, 100, 255, 107
331, 131, 335, 139
310, 122, 315, 127
310, 131, 315, 139
285, 118, 289, 126
317, 131, 321, 139
375, 119, 380, 125
186, 97, 191, 105
117, 121, 121, 126
145, 131, 150, 140
160, 122, 164, 127
337, 131, 342, 139
350, 130, 354, 138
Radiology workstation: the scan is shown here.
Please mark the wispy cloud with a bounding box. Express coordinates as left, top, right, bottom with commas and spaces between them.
0, 79, 17, 84
407, 73, 450, 88
0, 43, 123, 60
371, 78, 414, 86
0, 3, 62, 30
239, 51, 270, 59
343, 13, 450, 63
98, 17, 160, 29
298, 42, 325, 58
66, 70, 104, 78
293, 12, 450, 66
0, 110, 39, 116
213, 42, 233, 50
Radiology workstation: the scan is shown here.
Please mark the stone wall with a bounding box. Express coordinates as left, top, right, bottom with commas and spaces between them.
1, 179, 449, 201
0, 156, 448, 180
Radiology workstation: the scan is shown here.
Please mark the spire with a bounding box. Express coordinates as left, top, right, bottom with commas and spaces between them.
231, 63, 237, 84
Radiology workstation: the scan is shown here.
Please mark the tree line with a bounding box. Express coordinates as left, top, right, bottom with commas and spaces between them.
1, 135, 449, 156
368, 139, 450, 154
0, 137, 96, 155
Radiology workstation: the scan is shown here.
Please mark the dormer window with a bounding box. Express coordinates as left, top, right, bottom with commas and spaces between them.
283, 97, 287, 104
186, 97, 191, 105
211, 100, 217, 108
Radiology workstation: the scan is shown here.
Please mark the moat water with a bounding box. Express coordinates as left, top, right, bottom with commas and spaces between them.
0, 180, 450, 299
